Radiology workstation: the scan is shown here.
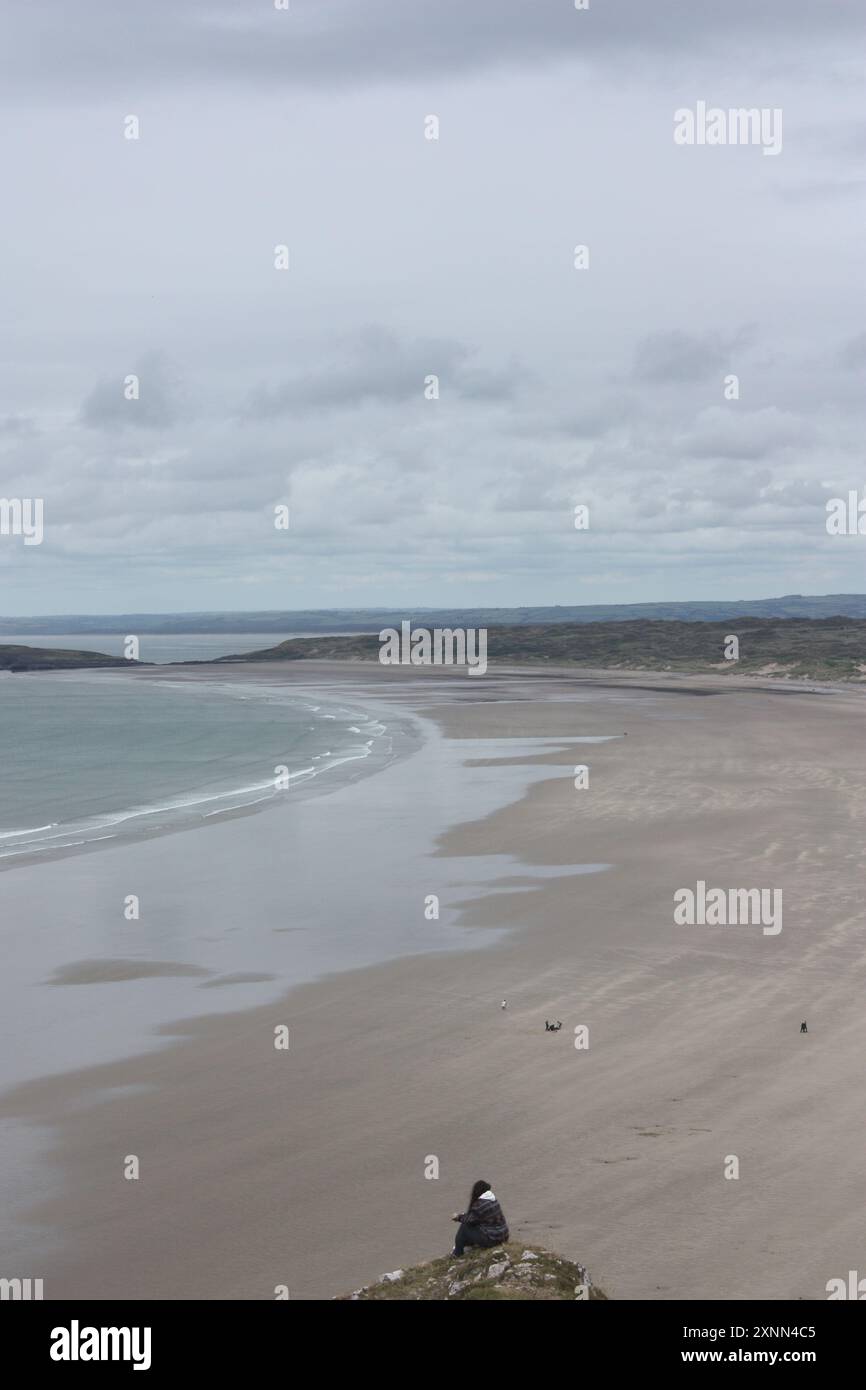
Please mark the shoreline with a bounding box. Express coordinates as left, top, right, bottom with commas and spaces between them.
0, 670, 419, 872
0, 664, 617, 1093
3, 665, 866, 1299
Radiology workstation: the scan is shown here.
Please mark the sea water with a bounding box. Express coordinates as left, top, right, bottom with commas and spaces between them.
0, 671, 389, 863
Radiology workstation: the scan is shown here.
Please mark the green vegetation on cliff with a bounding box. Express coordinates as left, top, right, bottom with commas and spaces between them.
0, 644, 141, 672
218, 616, 866, 681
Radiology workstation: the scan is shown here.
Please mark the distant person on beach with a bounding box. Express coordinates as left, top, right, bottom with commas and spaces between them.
451, 1180, 510, 1256
800, 1020, 808, 1033
501, 1000, 507, 1010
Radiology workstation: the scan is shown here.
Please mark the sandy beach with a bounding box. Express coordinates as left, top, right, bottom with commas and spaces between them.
2, 661, 865, 1300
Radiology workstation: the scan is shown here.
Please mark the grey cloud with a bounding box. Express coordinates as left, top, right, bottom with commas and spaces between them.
0, 415, 35, 435
3, 1, 866, 611
676, 407, 812, 461
81, 354, 184, 431
777, 178, 866, 203
455, 362, 524, 401
2, 1, 864, 99
802, 120, 866, 161
633, 329, 754, 385
540, 393, 640, 441
837, 332, 866, 369
240, 329, 514, 419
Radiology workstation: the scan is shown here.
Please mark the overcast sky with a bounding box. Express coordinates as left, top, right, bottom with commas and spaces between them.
1, 0, 864, 614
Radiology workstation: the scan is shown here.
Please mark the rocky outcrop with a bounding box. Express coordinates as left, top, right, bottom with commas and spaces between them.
338, 1243, 608, 1300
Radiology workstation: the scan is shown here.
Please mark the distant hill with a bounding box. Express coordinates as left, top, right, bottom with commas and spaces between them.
215, 616, 866, 682
337, 1242, 607, 1301
3, 594, 866, 635
0, 644, 142, 672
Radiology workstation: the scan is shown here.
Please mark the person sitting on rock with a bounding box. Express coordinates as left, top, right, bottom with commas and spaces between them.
451, 1179, 510, 1257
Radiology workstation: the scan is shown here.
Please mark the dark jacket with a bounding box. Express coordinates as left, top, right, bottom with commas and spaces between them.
459, 1190, 509, 1244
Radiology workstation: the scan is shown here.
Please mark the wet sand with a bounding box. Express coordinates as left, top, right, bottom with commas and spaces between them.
2, 663, 865, 1300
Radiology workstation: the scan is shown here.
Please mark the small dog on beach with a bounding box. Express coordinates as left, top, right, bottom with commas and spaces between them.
545, 1020, 562, 1032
